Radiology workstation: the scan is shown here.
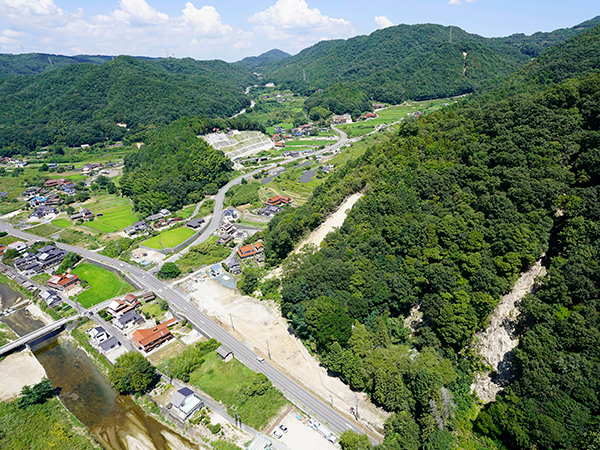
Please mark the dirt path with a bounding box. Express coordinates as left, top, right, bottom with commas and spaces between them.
471, 258, 546, 403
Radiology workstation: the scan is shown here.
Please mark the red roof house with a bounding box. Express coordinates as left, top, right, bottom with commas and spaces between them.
132, 318, 177, 352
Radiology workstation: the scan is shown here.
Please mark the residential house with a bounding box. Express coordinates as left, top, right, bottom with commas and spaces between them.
187, 218, 205, 229
237, 244, 256, 259
216, 234, 233, 245
265, 195, 291, 207
222, 207, 238, 221
140, 291, 155, 302
29, 206, 58, 219
257, 205, 282, 217
220, 222, 236, 235
44, 179, 59, 187
216, 345, 233, 363
159, 209, 171, 216
114, 309, 144, 330
87, 326, 110, 344
47, 273, 80, 291
274, 141, 285, 148
0, 245, 6, 256
267, 167, 286, 177
131, 318, 177, 352
99, 336, 121, 353
14, 252, 41, 272
209, 264, 221, 277
363, 112, 378, 119
332, 114, 352, 124
36, 245, 67, 269
255, 252, 265, 263
227, 257, 241, 275
168, 387, 204, 421
146, 213, 163, 222
254, 242, 264, 253
39, 289, 62, 308
126, 220, 149, 236
8, 241, 27, 253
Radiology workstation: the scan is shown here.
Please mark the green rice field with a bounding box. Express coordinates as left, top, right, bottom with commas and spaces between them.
141, 227, 195, 250
71, 262, 133, 308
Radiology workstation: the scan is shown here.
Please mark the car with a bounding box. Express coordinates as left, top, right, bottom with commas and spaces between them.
279, 424, 288, 433
272, 430, 283, 439
256, 356, 265, 363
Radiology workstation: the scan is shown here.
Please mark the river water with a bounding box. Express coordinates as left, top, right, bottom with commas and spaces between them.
0, 282, 196, 450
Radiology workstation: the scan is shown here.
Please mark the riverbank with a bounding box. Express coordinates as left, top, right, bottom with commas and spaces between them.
0, 348, 46, 402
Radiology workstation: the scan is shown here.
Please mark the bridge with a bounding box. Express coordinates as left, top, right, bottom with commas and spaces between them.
0, 315, 80, 356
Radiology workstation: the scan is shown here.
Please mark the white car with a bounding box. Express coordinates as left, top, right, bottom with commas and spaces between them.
272, 430, 283, 439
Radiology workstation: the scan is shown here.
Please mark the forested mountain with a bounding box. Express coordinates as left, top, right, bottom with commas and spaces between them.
0, 53, 115, 77
261, 23, 600, 450
120, 115, 263, 215
0, 55, 255, 152
259, 19, 597, 116
234, 49, 291, 71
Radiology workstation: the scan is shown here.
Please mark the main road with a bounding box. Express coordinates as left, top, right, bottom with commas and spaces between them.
0, 220, 374, 443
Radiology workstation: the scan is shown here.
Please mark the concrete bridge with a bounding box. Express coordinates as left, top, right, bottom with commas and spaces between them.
0, 315, 80, 356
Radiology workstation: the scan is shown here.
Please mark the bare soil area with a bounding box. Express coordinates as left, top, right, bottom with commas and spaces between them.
471, 258, 546, 403
293, 192, 363, 254
186, 278, 389, 437
0, 348, 47, 401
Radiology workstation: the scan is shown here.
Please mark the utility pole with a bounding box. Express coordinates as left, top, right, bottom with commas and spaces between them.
267, 340, 272, 361
355, 393, 359, 420
229, 313, 235, 331
449, 26, 452, 43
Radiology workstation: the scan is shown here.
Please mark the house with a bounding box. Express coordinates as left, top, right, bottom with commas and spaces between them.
209, 264, 221, 277
99, 336, 121, 353
126, 221, 149, 236
168, 387, 204, 421
0, 245, 6, 256
159, 209, 171, 216
107, 299, 128, 316
222, 207, 238, 221
146, 213, 163, 222
29, 206, 58, 219
237, 244, 256, 259
216, 234, 233, 245
39, 289, 62, 308
265, 195, 291, 207
216, 345, 233, 363
8, 241, 27, 253
254, 242, 264, 253
114, 309, 144, 330
257, 205, 282, 217
0, 192, 8, 198
274, 141, 285, 148
14, 252, 42, 272
36, 245, 67, 269
187, 218, 205, 229
44, 179, 59, 187
373, 103, 386, 109
131, 318, 177, 352
87, 326, 110, 344
227, 257, 241, 275
255, 252, 265, 263
140, 291, 155, 302
363, 112, 377, 119
332, 113, 352, 124
220, 222, 236, 235
47, 273, 80, 291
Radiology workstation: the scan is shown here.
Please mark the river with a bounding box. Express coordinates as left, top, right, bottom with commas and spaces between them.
1, 282, 197, 450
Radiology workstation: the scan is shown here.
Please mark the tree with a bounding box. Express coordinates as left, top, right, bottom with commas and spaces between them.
239, 269, 259, 295
108, 352, 157, 394
339, 430, 372, 450
3, 248, 20, 263
158, 262, 181, 279
17, 378, 55, 408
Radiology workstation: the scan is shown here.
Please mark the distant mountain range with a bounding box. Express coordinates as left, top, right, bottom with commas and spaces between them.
1, 17, 599, 151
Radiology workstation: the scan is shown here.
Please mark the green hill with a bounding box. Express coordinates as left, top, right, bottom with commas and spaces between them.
259, 20, 598, 116
0, 55, 255, 151
261, 23, 600, 450
234, 49, 291, 71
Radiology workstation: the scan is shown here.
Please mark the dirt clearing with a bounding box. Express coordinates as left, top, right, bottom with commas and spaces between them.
471, 258, 546, 402
186, 278, 388, 438
0, 348, 47, 402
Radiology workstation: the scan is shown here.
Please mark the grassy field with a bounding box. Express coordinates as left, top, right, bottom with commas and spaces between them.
29, 223, 61, 238
51, 218, 71, 228
83, 196, 139, 233
177, 236, 231, 273
337, 98, 452, 138
71, 263, 133, 308
141, 301, 165, 320
0, 235, 20, 245
0, 397, 98, 449
31, 273, 51, 284
141, 227, 195, 250
189, 352, 288, 430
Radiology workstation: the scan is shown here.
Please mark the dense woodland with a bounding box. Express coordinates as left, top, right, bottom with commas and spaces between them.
120, 116, 263, 215
0, 55, 253, 151
262, 24, 600, 450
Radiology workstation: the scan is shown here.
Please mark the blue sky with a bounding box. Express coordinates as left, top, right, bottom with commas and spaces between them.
0, 0, 597, 62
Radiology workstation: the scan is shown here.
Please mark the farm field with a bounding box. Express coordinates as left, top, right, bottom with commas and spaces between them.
51, 218, 71, 228
141, 227, 195, 250
71, 262, 133, 308
81, 196, 139, 233
176, 235, 231, 273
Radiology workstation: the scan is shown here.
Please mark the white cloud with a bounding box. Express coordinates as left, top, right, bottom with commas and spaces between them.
448, 0, 461, 4
249, 0, 353, 47
375, 16, 393, 29
0, 0, 253, 60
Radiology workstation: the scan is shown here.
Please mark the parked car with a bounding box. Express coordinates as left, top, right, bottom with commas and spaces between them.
272, 430, 283, 439
279, 424, 288, 433
257, 356, 265, 363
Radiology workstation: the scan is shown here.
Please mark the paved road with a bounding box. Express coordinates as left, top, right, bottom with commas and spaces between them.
0, 223, 373, 443
0, 315, 78, 355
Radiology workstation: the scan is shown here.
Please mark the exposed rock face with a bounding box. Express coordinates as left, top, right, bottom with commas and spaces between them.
471, 259, 547, 403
